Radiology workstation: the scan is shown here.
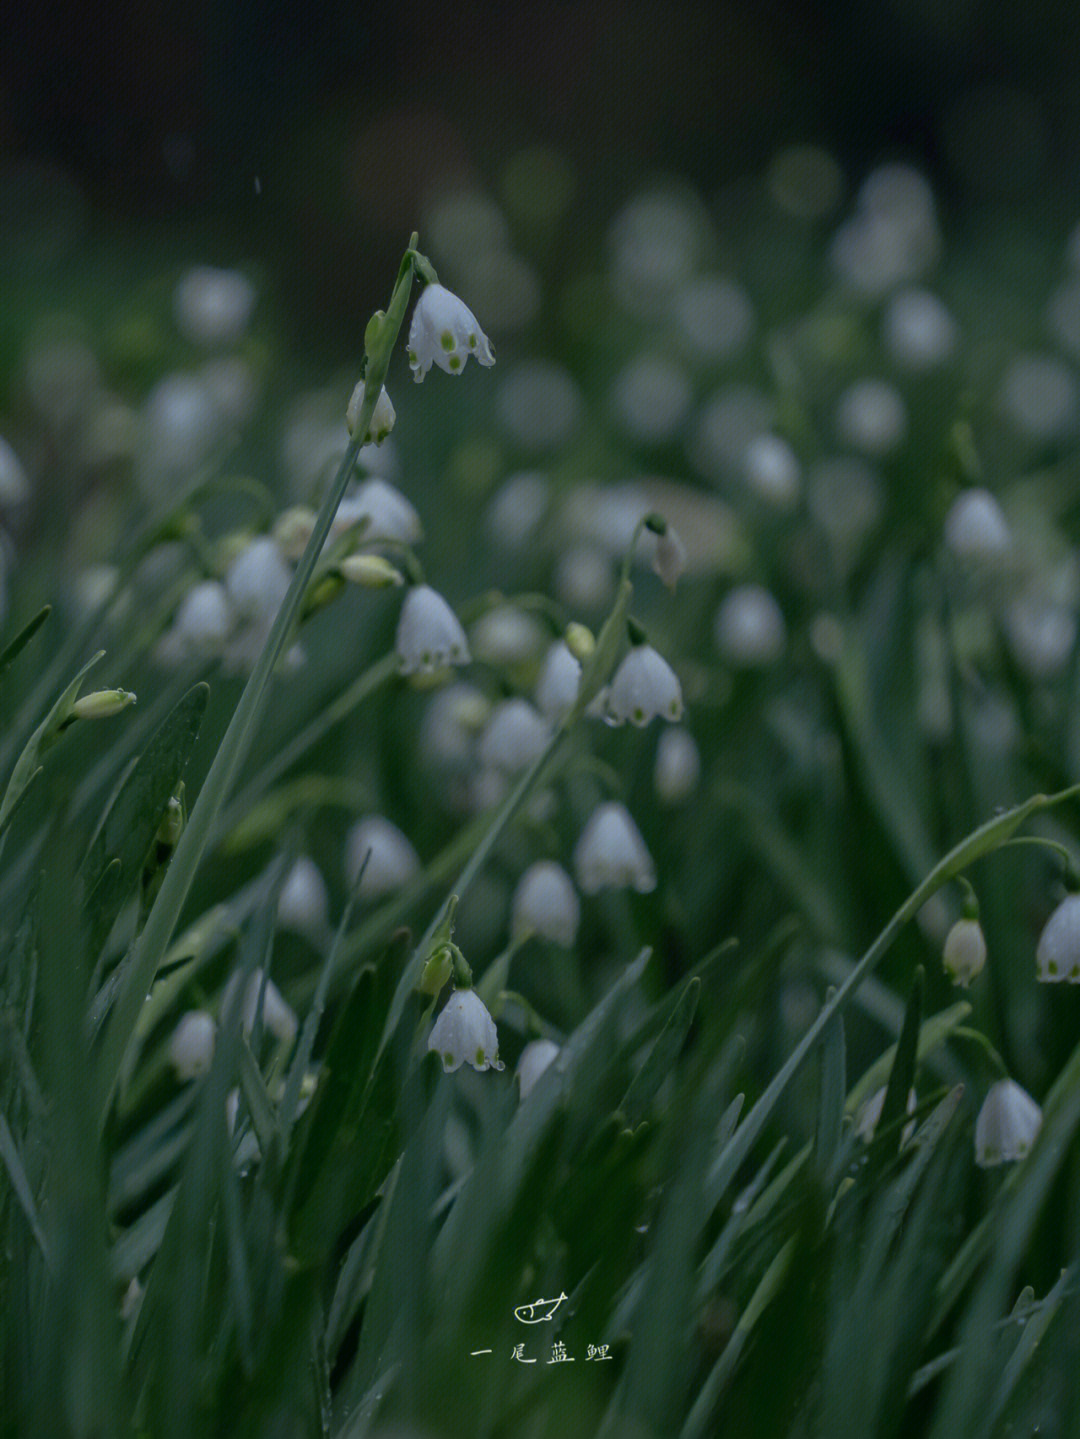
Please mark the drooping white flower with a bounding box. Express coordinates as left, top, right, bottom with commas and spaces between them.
174, 579, 233, 654
428, 989, 504, 1072
943, 489, 1012, 561
975, 1079, 1042, 1166
478, 699, 551, 773
512, 861, 581, 947
516, 1038, 560, 1099
654, 728, 701, 804
168, 1010, 217, 1080
942, 917, 987, 987
854, 1085, 917, 1145
346, 382, 396, 444
277, 856, 329, 937
650, 525, 688, 590
574, 801, 656, 894
222, 970, 298, 1045
535, 641, 582, 723
606, 645, 683, 726
224, 536, 292, 626
396, 585, 471, 675
419, 683, 489, 769
333, 478, 422, 547
407, 283, 495, 382
714, 585, 786, 667
1036, 893, 1080, 982
345, 816, 420, 897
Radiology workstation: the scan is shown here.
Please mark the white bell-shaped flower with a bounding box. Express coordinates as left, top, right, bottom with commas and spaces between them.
346, 382, 395, 444
943, 489, 1012, 561
407, 284, 495, 382
174, 579, 233, 654
606, 644, 684, 726
168, 1010, 217, 1080
1035, 892, 1080, 982
942, 917, 987, 987
345, 815, 420, 897
535, 641, 582, 723
975, 1079, 1042, 1167
574, 801, 656, 894
512, 861, 581, 947
396, 585, 471, 675
654, 728, 701, 804
333, 477, 422, 547
854, 1085, 917, 1145
277, 856, 329, 937
225, 536, 292, 626
478, 699, 551, 773
650, 525, 688, 590
222, 970, 298, 1045
516, 1038, 560, 1098
428, 989, 504, 1072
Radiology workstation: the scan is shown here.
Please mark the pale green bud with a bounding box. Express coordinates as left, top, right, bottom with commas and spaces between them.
71, 688, 136, 720
339, 553, 404, 588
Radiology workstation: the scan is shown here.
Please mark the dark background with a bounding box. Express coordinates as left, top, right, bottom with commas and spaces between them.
4, 1, 1080, 348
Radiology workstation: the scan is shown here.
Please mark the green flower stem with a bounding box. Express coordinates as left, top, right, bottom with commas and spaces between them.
710, 780, 1080, 1200
93, 238, 422, 1128
365, 725, 571, 1090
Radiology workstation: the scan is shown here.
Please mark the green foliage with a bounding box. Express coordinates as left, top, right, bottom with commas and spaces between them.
4, 166, 1080, 1439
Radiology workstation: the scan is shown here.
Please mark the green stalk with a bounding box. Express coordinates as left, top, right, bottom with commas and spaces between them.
93, 238, 423, 1127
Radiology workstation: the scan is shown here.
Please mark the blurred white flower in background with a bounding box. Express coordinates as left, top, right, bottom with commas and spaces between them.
486, 470, 550, 550
512, 861, 581, 947
714, 585, 786, 667
277, 856, 329, 939
345, 816, 420, 898
174, 265, 256, 347
574, 801, 656, 894
1000, 354, 1078, 441
883, 287, 957, 368
654, 728, 701, 804
835, 378, 908, 456
943, 488, 1012, 561
478, 698, 551, 774
168, 1011, 217, 1081
742, 433, 801, 510
516, 1038, 560, 1099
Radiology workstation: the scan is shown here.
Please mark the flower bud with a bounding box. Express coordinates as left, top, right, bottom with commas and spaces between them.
71, 688, 137, 720
346, 381, 396, 444
942, 917, 987, 987
339, 554, 404, 588
564, 622, 596, 663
